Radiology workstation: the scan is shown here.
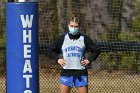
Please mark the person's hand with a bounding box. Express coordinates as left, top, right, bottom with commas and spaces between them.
81, 59, 90, 66
57, 59, 67, 66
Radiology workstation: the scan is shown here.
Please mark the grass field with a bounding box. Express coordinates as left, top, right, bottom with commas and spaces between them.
39, 69, 140, 93
1, 69, 140, 93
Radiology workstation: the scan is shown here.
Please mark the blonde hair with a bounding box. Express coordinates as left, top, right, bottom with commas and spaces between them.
69, 11, 80, 25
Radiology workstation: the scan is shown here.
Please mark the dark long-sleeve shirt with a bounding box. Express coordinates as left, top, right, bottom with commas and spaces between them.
46, 33, 101, 76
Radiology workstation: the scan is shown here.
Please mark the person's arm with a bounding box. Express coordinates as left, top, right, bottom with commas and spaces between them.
46, 35, 64, 61
84, 35, 101, 62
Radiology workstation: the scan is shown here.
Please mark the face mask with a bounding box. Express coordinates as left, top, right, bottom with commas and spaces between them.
68, 26, 79, 35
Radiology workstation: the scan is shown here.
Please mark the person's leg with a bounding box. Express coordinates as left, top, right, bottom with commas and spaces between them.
77, 85, 88, 93
74, 76, 88, 93
59, 76, 73, 93
60, 84, 71, 93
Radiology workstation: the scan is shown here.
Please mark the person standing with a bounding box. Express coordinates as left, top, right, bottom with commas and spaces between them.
46, 12, 101, 93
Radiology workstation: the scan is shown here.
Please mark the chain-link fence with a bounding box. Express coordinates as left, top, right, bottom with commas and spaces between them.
1, 0, 140, 93
0, 0, 6, 93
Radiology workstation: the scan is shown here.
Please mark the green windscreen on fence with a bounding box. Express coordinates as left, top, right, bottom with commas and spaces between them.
1, 0, 140, 93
